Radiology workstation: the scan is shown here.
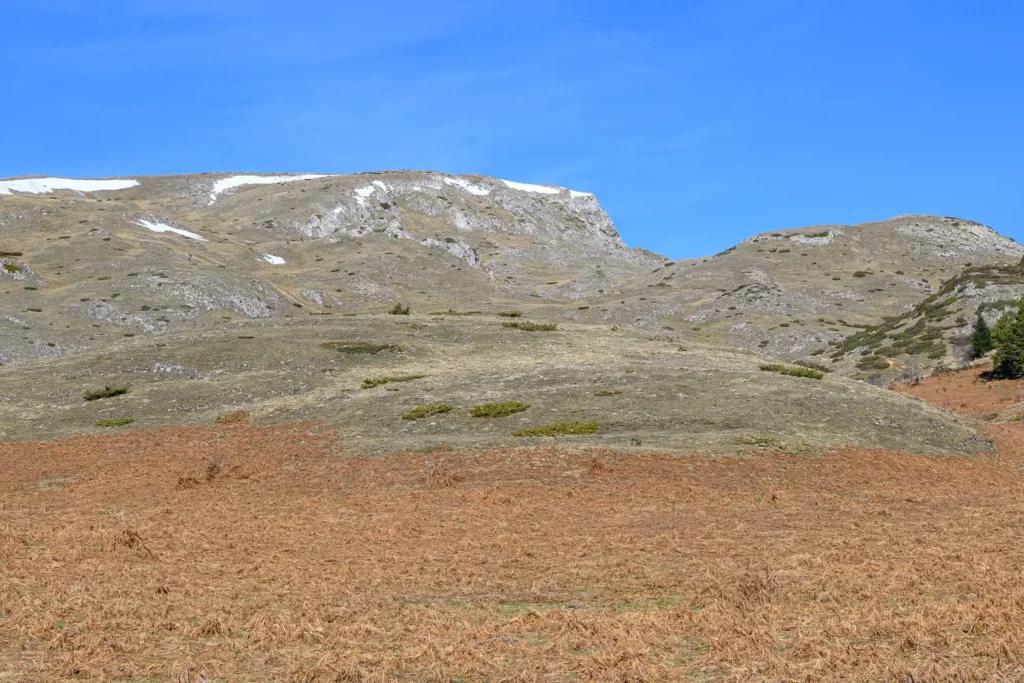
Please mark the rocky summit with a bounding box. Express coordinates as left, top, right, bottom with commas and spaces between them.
1, 171, 1019, 454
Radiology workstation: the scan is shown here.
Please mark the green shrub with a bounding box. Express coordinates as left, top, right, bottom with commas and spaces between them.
853, 270, 873, 278
0, 251, 22, 257
2, 264, 22, 273
320, 341, 402, 354
362, 374, 425, 389
96, 418, 134, 427
503, 322, 557, 332
470, 400, 530, 418
498, 311, 522, 318
389, 302, 410, 315
512, 421, 599, 437
402, 404, 452, 420
794, 359, 831, 373
427, 310, 481, 316
84, 385, 130, 401
808, 231, 829, 238
759, 364, 824, 380
594, 390, 622, 396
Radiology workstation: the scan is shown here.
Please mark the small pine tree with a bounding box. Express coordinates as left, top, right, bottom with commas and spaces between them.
970, 314, 994, 358
993, 302, 1024, 378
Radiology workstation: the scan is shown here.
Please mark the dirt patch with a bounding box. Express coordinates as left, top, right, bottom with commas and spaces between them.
3, 419, 1024, 680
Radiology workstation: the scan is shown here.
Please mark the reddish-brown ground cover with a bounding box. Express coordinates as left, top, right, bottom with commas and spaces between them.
4, 375, 1024, 681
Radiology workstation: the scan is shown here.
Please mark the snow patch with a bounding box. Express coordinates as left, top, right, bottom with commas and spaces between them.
0, 177, 139, 195
135, 219, 207, 241
569, 190, 594, 198
209, 174, 328, 203
443, 177, 491, 196
372, 180, 388, 191
262, 254, 285, 265
501, 179, 561, 195
354, 185, 376, 206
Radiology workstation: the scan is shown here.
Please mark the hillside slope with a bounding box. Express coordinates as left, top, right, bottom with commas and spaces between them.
1, 172, 1017, 454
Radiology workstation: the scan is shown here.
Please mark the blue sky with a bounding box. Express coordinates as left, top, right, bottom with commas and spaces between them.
2, 0, 1021, 258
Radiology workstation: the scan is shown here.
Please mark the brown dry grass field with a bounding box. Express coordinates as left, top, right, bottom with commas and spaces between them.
5, 368, 1024, 681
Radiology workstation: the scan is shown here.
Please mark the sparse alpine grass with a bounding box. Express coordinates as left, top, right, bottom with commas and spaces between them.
362, 374, 425, 389
512, 421, 599, 437
502, 322, 557, 332
759, 364, 824, 380
402, 404, 452, 420
96, 418, 134, 428
320, 341, 402, 354
470, 400, 530, 418
84, 385, 130, 401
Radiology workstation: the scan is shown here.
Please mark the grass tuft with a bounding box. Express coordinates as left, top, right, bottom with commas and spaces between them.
215, 410, 250, 424
498, 311, 522, 318
402, 404, 452, 420
84, 385, 130, 401
470, 401, 530, 418
96, 418, 134, 428
759, 364, 824, 380
594, 390, 622, 396
389, 302, 410, 315
512, 421, 599, 437
320, 341, 402, 355
362, 374, 425, 389
502, 322, 557, 332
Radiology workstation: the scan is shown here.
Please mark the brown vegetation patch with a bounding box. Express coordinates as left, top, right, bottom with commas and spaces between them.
4, 416, 1024, 680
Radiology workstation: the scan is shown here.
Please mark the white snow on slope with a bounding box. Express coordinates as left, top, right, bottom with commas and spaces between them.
569, 190, 594, 198
354, 185, 376, 206
263, 254, 285, 265
501, 179, 561, 194
135, 219, 207, 241
443, 177, 491, 196
0, 177, 139, 195
209, 174, 328, 203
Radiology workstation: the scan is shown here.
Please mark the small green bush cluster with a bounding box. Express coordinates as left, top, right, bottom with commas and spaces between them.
470, 400, 530, 418
2, 264, 23, 273
389, 302, 410, 315
502, 322, 557, 332
362, 374, 425, 389
96, 417, 134, 427
84, 385, 130, 401
427, 310, 481, 316
498, 311, 522, 318
320, 341, 402, 354
759, 364, 824, 380
512, 421, 599, 437
402, 404, 452, 420
594, 390, 622, 396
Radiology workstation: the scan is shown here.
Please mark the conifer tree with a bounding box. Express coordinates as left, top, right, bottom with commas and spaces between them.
993, 303, 1024, 378
970, 313, 994, 358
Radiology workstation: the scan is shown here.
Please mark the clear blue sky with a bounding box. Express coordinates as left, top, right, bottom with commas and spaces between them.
2, 1, 1021, 259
